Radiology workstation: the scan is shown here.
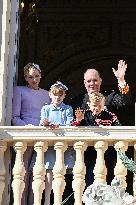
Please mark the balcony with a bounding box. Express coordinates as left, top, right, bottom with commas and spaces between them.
0, 126, 136, 205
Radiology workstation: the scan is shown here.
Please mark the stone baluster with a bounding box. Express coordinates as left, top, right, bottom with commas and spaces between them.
72, 141, 87, 205
93, 141, 108, 184
12, 141, 27, 205
133, 143, 136, 196
114, 141, 128, 189
0, 142, 7, 204
32, 141, 48, 205
52, 142, 67, 205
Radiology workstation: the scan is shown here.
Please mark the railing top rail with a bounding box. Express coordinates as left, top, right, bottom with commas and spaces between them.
0, 126, 136, 145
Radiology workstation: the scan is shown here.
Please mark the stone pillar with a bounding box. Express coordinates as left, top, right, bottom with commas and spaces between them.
12, 142, 27, 205
0, 0, 19, 125
32, 141, 48, 205
0, 2, 19, 204
0, 0, 10, 125
52, 142, 67, 205
93, 141, 108, 184
5, 0, 19, 125
72, 141, 87, 205
114, 141, 128, 189
0, 142, 7, 204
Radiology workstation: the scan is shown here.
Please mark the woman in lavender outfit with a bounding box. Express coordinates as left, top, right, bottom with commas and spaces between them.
12, 63, 50, 205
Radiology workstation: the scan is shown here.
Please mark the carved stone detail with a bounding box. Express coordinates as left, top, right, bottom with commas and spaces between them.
32, 141, 48, 205
72, 141, 87, 205
0, 142, 7, 204
93, 141, 108, 184
12, 141, 27, 205
52, 141, 67, 205
113, 141, 128, 189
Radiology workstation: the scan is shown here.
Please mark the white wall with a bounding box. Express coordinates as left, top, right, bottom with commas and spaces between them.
0, 1, 2, 60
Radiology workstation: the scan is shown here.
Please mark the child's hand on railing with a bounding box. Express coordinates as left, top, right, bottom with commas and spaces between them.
41, 119, 59, 129
41, 119, 49, 126
49, 124, 59, 129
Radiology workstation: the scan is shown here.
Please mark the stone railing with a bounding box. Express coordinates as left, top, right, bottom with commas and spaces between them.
0, 126, 136, 205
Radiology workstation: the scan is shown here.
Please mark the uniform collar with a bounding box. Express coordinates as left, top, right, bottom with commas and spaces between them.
50, 102, 65, 110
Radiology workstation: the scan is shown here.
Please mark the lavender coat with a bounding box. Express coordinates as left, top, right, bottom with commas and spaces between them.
12, 86, 50, 126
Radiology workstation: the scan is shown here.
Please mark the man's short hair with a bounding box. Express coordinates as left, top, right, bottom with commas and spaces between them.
84, 68, 103, 79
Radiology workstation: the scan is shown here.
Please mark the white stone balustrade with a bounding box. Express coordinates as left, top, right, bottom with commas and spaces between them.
32, 141, 48, 205
114, 141, 128, 189
0, 126, 135, 205
0, 142, 7, 204
52, 142, 67, 205
12, 141, 27, 205
93, 141, 108, 184
72, 141, 87, 205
